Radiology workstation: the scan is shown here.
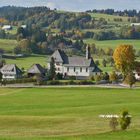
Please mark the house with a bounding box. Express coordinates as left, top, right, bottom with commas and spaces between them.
131, 23, 140, 26
48, 46, 102, 79
21, 25, 27, 29
135, 63, 140, 80
27, 64, 46, 77
0, 64, 22, 80
2, 25, 12, 30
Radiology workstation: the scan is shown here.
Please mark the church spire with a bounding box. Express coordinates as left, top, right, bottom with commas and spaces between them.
86, 45, 91, 59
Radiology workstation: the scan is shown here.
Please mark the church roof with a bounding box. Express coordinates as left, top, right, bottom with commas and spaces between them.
64, 57, 95, 67
51, 49, 68, 63
50, 49, 102, 72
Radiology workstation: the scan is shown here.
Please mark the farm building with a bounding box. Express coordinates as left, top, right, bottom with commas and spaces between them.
135, 62, 140, 80
0, 64, 22, 80
48, 46, 102, 79
131, 23, 140, 26
2, 25, 12, 30
27, 64, 46, 77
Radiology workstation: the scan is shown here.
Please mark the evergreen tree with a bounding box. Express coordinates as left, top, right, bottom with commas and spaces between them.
48, 57, 56, 80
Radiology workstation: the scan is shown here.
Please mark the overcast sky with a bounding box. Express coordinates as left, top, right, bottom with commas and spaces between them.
0, 0, 140, 11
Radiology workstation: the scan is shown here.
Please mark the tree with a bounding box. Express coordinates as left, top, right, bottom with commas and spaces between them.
124, 72, 136, 88
102, 59, 107, 67
95, 60, 100, 66
18, 39, 32, 54
119, 110, 131, 130
48, 57, 56, 80
94, 74, 102, 83
103, 72, 109, 81
0, 59, 6, 68
113, 45, 136, 77
109, 71, 118, 83
0, 72, 2, 82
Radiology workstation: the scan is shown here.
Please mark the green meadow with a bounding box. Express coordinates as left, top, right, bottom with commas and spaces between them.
0, 39, 17, 52
5, 54, 48, 69
89, 13, 129, 23
84, 39, 140, 50
0, 87, 140, 140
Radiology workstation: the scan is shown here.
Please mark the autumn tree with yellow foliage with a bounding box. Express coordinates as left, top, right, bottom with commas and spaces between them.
113, 44, 136, 76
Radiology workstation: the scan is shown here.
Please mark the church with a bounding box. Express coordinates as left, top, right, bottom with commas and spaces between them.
48, 46, 102, 79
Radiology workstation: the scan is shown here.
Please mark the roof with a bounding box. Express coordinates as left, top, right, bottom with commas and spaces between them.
92, 66, 102, 72
50, 49, 68, 63
2, 25, 12, 29
64, 57, 96, 67
1, 64, 22, 75
50, 49, 102, 72
27, 64, 46, 74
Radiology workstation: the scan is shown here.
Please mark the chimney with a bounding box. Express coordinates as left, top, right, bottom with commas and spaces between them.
86, 45, 91, 59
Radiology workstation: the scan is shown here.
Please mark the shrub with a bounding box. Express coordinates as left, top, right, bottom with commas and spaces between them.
124, 72, 136, 88
2, 78, 36, 84
55, 73, 63, 80
68, 80, 76, 85
47, 80, 60, 85
109, 117, 119, 131
94, 75, 102, 83
78, 80, 93, 85
119, 110, 131, 130
69, 76, 76, 80
90, 76, 94, 81
109, 71, 118, 83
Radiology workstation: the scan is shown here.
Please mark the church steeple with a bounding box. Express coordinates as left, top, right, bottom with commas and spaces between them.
86, 45, 91, 59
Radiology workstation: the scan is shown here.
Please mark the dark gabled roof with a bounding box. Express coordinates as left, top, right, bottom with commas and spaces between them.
64, 57, 96, 67
1, 64, 22, 74
27, 64, 46, 74
92, 66, 102, 73
49, 49, 102, 72
50, 49, 68, 63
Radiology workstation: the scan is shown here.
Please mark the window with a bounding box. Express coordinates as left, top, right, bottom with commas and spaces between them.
86, 68, 88, 72
67, 67, 69, 72
80, 67, 82, 72
57, 68, 60, 71
74, 67, 76, 72
56, 62, 60, 66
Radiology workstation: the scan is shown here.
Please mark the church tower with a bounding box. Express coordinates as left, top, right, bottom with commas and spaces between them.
86, 45, 91, 59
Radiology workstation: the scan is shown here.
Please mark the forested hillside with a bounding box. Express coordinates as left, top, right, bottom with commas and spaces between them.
1, 6, 140, 56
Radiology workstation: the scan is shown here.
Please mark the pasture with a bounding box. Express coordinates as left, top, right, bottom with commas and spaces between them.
5, 54, 48, 69
0, 39, 17, 52
84, 39, 140, 50
89, 13, 130, 23
0, 87, 140, 139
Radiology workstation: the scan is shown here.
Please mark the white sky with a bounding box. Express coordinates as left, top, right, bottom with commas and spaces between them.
0, 0, 139, 11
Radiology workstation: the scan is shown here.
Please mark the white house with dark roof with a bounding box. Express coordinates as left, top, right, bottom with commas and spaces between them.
48, 46, 102, 79
0, 64, 22, 80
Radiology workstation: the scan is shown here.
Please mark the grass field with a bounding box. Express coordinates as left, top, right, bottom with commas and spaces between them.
0, 87, 140, 139
5, 54, 48, 69
0, 39, 17, 52
89, 13, 130, 23
84, 39, 140, 50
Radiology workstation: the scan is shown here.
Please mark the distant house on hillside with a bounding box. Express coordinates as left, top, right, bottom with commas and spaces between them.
2, 25, 12, 30
131, 23, 140, 26
0, 64, 22, 80
135, 62, 140, 80
21, 25, 27, 29
48, 46, 102, 79
27, 64, 46, 77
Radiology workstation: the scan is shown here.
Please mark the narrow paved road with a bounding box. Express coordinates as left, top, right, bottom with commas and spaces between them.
0, 83, 139, 89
